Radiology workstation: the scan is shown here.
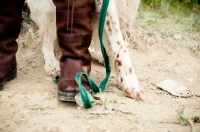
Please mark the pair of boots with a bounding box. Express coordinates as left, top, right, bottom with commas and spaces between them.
0, 0, 94, 101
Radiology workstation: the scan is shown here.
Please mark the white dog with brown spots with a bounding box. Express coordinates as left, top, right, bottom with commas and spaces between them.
26, 0, 144, 100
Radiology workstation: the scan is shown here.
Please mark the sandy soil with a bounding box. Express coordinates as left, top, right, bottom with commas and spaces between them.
0, 11, 200, 132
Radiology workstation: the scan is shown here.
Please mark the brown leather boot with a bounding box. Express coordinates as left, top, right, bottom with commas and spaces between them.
0, 0, 25, 90
53, 0, 95, 101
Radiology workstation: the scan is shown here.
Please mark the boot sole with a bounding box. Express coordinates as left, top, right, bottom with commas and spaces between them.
0, 68, 17, 90
57, 90, 77, 102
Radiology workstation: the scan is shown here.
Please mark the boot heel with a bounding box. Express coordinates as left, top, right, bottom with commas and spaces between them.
0, 69, 17, 90
6, 68, 17, 81
57, 90, 77, 102
0, 81, 5, 90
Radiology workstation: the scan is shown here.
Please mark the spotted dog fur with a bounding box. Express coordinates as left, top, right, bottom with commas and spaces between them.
26, 0, 145, 100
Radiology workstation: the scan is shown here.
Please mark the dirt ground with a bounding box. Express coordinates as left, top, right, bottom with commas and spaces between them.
0, 11, 200, 132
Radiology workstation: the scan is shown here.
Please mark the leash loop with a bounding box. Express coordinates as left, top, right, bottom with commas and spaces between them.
75, 0, 111, 109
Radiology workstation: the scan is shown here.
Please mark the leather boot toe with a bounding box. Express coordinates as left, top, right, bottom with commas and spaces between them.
57, 58, 91, 101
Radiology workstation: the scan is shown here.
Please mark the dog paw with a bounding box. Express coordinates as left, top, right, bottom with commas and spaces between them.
123, 87, 145, 100
117, 72, 145, 100
44, 57, 60, 77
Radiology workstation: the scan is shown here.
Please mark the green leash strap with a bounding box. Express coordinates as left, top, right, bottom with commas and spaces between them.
98, 0, 111, 90
75, 0, 111, 109
75, 72, 99, 109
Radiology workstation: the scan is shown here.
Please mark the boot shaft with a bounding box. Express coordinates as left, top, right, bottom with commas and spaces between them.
54, 0, 95, 33
0, 0, 25, 24
0, 0, 25, 62
0, 0, 25, 88
54, 0, 95, 74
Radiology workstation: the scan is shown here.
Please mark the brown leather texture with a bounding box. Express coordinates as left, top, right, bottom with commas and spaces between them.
0, 0, 25, 84
58, 58, 90, 93
0, 0, 25, 24
0, 53, 16, 83
58, 33, 92, 43
0, 53, 7, 83
54, 0, 95, 73
54, 0, 95, 94
56, 10, 93, 21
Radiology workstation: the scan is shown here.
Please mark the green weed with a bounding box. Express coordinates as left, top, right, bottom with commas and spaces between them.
31, 105, 48, 111
15, 120, 23, 125
177, 106, 190, 125
22, 11, 32, 25
194, 114, 200, 123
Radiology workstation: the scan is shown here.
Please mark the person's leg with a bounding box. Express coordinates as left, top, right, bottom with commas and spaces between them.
0, 0, 25, 90
53, 0, 95, 101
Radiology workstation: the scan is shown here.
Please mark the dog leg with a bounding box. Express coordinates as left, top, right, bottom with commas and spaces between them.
97, 0, 145, 100
26, 0, 60, 77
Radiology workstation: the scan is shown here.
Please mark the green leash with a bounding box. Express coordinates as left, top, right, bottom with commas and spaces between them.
75, 0, 111, 109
